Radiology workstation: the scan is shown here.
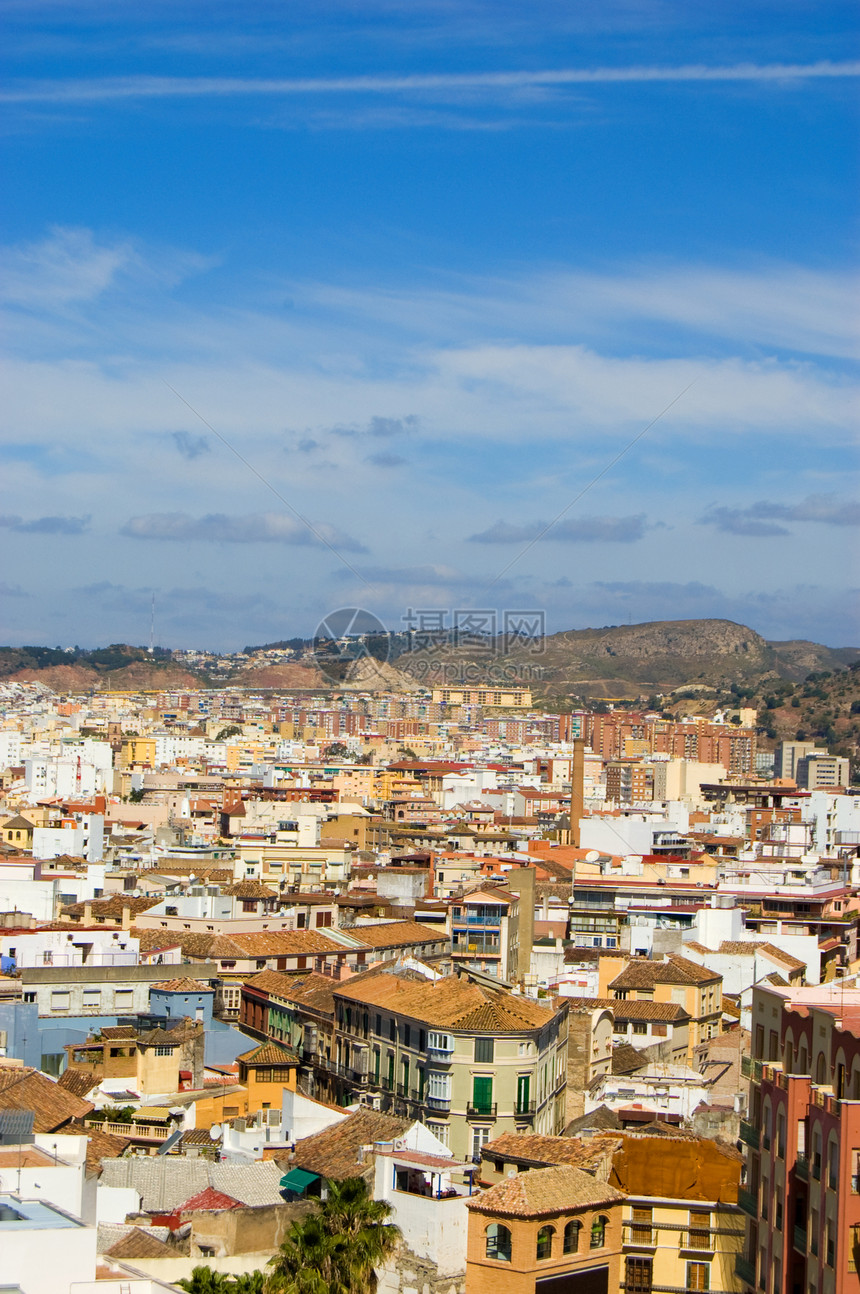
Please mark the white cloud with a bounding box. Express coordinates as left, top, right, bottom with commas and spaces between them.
4, 60, 859, 105
120, 511, 367, 551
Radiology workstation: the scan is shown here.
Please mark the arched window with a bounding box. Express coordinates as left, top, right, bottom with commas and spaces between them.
799, 1045, 809, 1075
563, 1220, 582, 1254
485, 1223, 512, 1262
536, 1225, 554, 1260
816, 1053, 826, 1084
591, 1216, 607, 1249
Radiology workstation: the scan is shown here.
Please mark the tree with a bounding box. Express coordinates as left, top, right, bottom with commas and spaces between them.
176, 1269, 236, 1294
267, 1178, 399, 1294
266, 1215, 339, 1294
233, 1274, 266, 1294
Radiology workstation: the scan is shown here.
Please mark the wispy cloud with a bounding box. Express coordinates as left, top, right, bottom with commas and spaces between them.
0, 513, 90, 534
119, 510, 367, 550
4, 61, 859, 105
171, 430, 210, 459
0, 226, 214, 314
699, 494, 860, 536
366, 450, 407, 467
469, 515, 649, 543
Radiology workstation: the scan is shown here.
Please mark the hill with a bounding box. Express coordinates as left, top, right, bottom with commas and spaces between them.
399, 619, 860, 703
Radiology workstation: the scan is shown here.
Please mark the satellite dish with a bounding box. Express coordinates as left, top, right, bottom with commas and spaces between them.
585, 851, 600, 862
209, 1124, 222, 1140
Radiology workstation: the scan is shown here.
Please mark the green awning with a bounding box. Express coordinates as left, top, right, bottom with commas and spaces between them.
280, 1168, 319, 1193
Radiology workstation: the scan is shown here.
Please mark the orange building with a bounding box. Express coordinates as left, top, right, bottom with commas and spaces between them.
464, 1163, 624, 1294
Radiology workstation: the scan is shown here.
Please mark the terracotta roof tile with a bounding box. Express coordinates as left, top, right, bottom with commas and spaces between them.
348, 920, 444, 947
290, 1108, 411, 1180
178, 1186, 243, 1212
334, 972, 557, 1033
57, 1068, 101, 1099
567, 997, 690, 1022
610, 954, 720, 990
154, 977, 214, 993
0, 1067, 93, 1132
106, 1228, 175, 1259
718, 941, 806, 972
466, 1163, 624, 1217
482, 1131, 622, 1172
236, 1040, 299, 1066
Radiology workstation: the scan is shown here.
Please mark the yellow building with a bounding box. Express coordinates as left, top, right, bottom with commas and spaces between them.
603, 954, 723, 1063
120, 736, 157, 768
236, 1040, 298, 1116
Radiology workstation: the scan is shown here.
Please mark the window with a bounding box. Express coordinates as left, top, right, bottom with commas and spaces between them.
82, 989, 100, 1010
50, 991, 70, 1011
428, 1031, 454, 1052
590, 1215, 607, 1249
155, 1044, 174, 1057
688, 1210, 711, 1250
686, 1262, 709, 1292
485, 1223, 511, 1262
632, 1022, 648, 1036
625, 1257, 653, 1294
114, 989, 133, 1010
472, 1126, 491, 1159
428, 1071, 451, 1101
631, 1207, 653, 1245
426, 1121, 449, 1147
563, 1220, 582, 1254
376, 1014, 382, 1035
536, 1225, 554, 1260
389, 1019, 396, 1041
475, 1037, 494, 1063
403, 1024, 411, 1048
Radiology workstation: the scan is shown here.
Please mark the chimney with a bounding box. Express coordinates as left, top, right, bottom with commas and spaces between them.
83, 902, 92, 924
570, 739, 585, 849
121, 905, 132, 930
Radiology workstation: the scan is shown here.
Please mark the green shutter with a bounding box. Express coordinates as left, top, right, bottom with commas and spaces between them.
472, 1075, 493, 1113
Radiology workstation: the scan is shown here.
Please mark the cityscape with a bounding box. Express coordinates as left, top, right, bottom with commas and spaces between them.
1, 1, 858, 1293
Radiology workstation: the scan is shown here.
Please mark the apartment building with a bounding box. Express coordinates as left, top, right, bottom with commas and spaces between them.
450, 886, 520, 982
606, 955, 723, 1063
326, 969, 568, 1162
737, 982, 860, 1294
479, 1129, 745, 1294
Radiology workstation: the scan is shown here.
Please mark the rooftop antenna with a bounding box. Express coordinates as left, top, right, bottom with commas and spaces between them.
149, 593, 156, 655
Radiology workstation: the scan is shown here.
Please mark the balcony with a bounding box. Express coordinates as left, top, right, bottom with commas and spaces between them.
741, 1056, 763, 1083
740, 1120, 760, 1149
514, 1101, 536, 1120
737, 1186, 758, 1217
622, 1222, 655, 1248
85, 1117, 172, 1143
793, 1225, 807, 1253
680, 1230, 714, 1253
466, 1102, 497, 1120
735, 1255, 756, 1287
795, 1154, 809, 1181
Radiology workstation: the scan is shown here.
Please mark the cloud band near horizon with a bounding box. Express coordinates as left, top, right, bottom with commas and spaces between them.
3, 60, 859, 104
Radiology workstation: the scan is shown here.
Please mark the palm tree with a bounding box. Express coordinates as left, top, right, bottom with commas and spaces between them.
176, 1269, 236, 1294
232, 1274, 267, 1294
320, 1177, 400, 1293
265, 1215, 339, 1294
267, 1178, 399, 1294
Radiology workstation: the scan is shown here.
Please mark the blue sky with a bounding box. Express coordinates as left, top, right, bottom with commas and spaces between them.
1, 0, 858, 651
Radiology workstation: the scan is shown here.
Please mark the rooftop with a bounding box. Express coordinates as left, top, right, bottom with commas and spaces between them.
466, 1163, 624, 1218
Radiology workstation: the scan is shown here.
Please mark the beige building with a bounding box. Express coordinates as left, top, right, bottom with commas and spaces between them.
604, 954, 723, 1063
329, 970, 568, 1163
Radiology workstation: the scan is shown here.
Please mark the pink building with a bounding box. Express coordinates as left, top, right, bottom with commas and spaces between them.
738, 982, 860, 1294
